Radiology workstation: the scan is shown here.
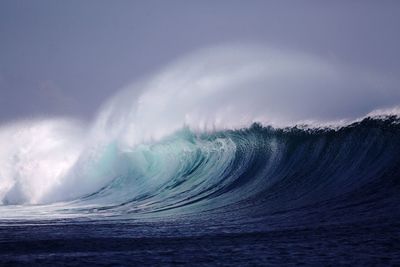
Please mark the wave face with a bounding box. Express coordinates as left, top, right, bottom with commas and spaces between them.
1, 116, 399, 226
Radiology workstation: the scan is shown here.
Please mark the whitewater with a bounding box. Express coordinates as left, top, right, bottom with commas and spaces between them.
1, 46, 400, 265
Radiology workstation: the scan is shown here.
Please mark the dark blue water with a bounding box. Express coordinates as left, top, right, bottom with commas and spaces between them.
1, 116, 400, 266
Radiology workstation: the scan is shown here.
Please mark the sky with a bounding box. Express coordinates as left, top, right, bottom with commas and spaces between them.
0, 0, 400, 123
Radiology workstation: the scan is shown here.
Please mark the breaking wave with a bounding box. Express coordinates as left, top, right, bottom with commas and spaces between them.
0, 46, 399, 222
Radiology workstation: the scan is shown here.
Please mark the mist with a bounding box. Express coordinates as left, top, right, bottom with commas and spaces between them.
96, 45, 400, 145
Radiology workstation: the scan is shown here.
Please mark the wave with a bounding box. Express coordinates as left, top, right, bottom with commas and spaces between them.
0, 46, 399, 222
0, 115, 399, 222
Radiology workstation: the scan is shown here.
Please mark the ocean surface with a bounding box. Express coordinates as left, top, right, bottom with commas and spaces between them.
1, 116, 400, 266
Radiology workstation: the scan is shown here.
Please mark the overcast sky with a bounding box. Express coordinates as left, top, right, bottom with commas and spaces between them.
0, 0, 399, 123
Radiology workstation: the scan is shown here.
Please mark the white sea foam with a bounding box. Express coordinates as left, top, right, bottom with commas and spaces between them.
0, 119, 85, 204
